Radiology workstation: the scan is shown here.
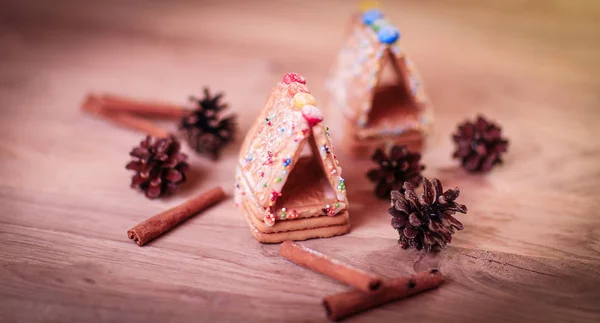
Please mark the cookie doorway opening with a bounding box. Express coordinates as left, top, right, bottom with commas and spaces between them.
366, 52, 419, 130
272, 135, 337, 218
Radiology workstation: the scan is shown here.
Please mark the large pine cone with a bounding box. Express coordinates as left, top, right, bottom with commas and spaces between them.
180, 88, 236, 160
452, 115, 509, 172
389, 177, 467, 251
126, 136, 189, 199
367, 145, 424, 199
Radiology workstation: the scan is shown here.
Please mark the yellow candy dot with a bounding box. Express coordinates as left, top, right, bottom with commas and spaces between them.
293, 93, 317, 110
360, 0, 381, 12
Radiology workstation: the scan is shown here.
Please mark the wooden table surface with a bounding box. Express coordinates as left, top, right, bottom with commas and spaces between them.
1, 0, 599, 322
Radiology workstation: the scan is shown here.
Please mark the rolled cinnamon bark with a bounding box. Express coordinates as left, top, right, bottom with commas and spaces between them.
100, 94, 189, 119
279, 241, 383, 293
322, 269, 445, 321
82, 95, 171, 138
127, 186, 226, 246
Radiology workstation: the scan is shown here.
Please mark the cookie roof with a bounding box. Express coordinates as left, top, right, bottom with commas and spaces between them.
238, 75, 347, 209
326, 12, 433, 132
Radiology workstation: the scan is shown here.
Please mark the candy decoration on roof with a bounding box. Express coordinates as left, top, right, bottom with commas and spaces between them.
371, 18, 389, 32
293, 92, 317, 110
360, 0, 381, 12
283, 72, 307, 85
377, 25, 400, 44
362, 9, 383, 25
301, 105, 324, 127
361, 10, 400, 44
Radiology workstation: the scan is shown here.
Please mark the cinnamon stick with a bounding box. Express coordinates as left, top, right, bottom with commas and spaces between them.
279, 241, 383, 293
322, 269, 445, 321
127, 186, 226, 246
99, 94, 189, 119
82, 94, 171, 138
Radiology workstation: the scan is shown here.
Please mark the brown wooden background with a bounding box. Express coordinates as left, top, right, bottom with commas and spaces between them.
1, 0, 599, 322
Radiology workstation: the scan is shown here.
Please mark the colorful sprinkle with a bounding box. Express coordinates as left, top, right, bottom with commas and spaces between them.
282, 73, 306, 85
270, 191, 280, 201
293, 92, 317, 110
283, 158, 292, 167
362, 9, 383, 25
276, 177, 282, 183
265, 151, 275, 165
264, 214, 275, 227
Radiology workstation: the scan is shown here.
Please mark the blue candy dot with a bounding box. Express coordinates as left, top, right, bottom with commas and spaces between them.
377, 25, 400, 44
362, 9, 383, 25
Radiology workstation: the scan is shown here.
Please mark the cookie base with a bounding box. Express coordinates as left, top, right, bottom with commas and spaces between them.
243, 209, 351, 243
243, 198, 349, 233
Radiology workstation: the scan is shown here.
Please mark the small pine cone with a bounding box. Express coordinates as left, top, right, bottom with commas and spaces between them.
452, 115, 509, 172
367, 145, 424, 199
389, 177, 467, 252
180, 88, 236, 160
126, 136, 189, 199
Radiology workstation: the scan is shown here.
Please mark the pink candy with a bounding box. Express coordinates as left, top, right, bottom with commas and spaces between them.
301, 105, 324, 127
282, 73, 306, 85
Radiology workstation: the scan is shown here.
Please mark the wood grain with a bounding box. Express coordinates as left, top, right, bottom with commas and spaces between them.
1, 0, 599, 322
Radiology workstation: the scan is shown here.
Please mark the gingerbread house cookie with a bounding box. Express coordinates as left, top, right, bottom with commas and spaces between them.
325, 8, 433, 157
235, 73, 350, 243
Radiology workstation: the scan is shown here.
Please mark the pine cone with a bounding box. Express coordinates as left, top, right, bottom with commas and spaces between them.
126, 136, 189, 199
367, 145, 424, 199
452, 115, 509, 172
180, 88, 236, 160
389, 177, 467, 251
